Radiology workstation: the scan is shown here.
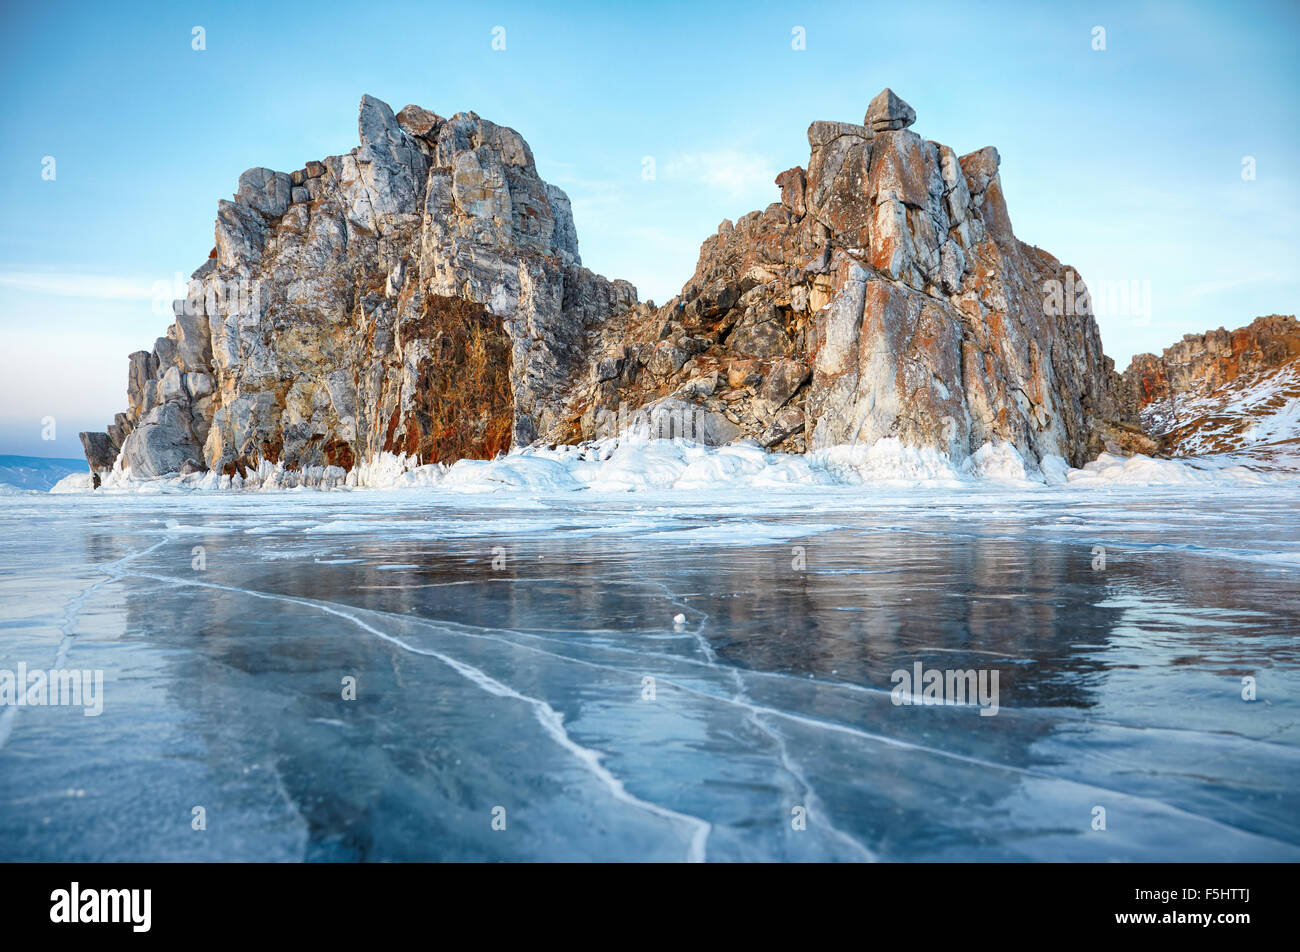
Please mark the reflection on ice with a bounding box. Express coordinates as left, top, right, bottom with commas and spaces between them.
1, 484, 1298, 860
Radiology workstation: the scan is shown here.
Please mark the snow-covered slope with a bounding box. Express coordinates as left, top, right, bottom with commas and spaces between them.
1140, 360, 1300, 467
1120, 315, 1300, 473
0, 455, 86, 492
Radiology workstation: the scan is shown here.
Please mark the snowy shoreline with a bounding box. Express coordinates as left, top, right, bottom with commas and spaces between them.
44, 434, 1300, 496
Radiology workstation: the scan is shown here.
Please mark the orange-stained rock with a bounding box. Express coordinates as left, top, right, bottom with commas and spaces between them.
775, 167, 807, 218
81, 94, 635, 480
81, 87, 1140, 479
1120, 315, 1300, 457
557, 88, 1133, 465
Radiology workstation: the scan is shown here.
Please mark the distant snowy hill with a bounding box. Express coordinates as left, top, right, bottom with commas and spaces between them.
1143, 361, 1300, 462
0, 455, 87, 492
1121, 315, 1300, 471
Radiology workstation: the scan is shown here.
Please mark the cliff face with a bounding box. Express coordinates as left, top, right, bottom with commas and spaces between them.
547, 89, 1134, 467
1120, 315, 1300, 457
81, 90, 1133, 482
80, 95, 635, 481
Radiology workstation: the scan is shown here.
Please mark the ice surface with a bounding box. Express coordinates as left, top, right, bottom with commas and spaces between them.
2, 476, 1299, 861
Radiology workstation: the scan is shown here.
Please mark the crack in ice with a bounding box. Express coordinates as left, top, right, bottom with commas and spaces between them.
116, 560, 1299, 857
0, 538, 166, 750
129, 570, 712, 862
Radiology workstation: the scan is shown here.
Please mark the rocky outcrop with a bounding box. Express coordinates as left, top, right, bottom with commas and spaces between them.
1120, 315, 1300, 457
544, 89, 1134, 468
1121, 315, 1300, 412
82, 95, 634, 481
82, 89, 1134, 481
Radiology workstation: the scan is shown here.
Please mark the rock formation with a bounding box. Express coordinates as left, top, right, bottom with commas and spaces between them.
82, 95, 634, 483
82, 90, 1136, 482
1120, 315, 1300, 457
542, 89, 1135, 467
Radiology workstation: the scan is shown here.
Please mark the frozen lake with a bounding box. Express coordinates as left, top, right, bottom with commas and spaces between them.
2, 484, 1298, 861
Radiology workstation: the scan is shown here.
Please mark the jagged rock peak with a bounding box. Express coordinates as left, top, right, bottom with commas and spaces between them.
79, 94, 636, 483
80, 89, 1142, 485
549, 91, 1141, 468
864, 87, 916, 132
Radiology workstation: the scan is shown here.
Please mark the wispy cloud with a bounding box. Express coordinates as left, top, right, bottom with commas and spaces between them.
1184, 274, 1285, 300
0, 271, 158, 300
662, 150, 778, 199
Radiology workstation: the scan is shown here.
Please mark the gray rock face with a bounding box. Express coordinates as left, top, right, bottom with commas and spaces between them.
81, 94, 635, 479
553, 88, 1134, 467
119, 403, 204, 479
729, 316, 793, 359
763, 359, 812, 409
79, 431, 117, 472
630, 398, 743, 446
235, 168, 292, 218
81, 88, 1132, 481
864, 88, 917, 132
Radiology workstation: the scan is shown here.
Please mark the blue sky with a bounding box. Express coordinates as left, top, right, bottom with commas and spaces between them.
1, 0, 1297, 457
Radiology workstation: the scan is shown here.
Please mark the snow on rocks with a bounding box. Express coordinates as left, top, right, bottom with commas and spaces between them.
1065, 452, 1289, 488
45, 432, 1093, 495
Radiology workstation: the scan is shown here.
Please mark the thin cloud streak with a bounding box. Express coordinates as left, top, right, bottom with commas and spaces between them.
0, 271, 158, 301
662, 150, 778, 199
